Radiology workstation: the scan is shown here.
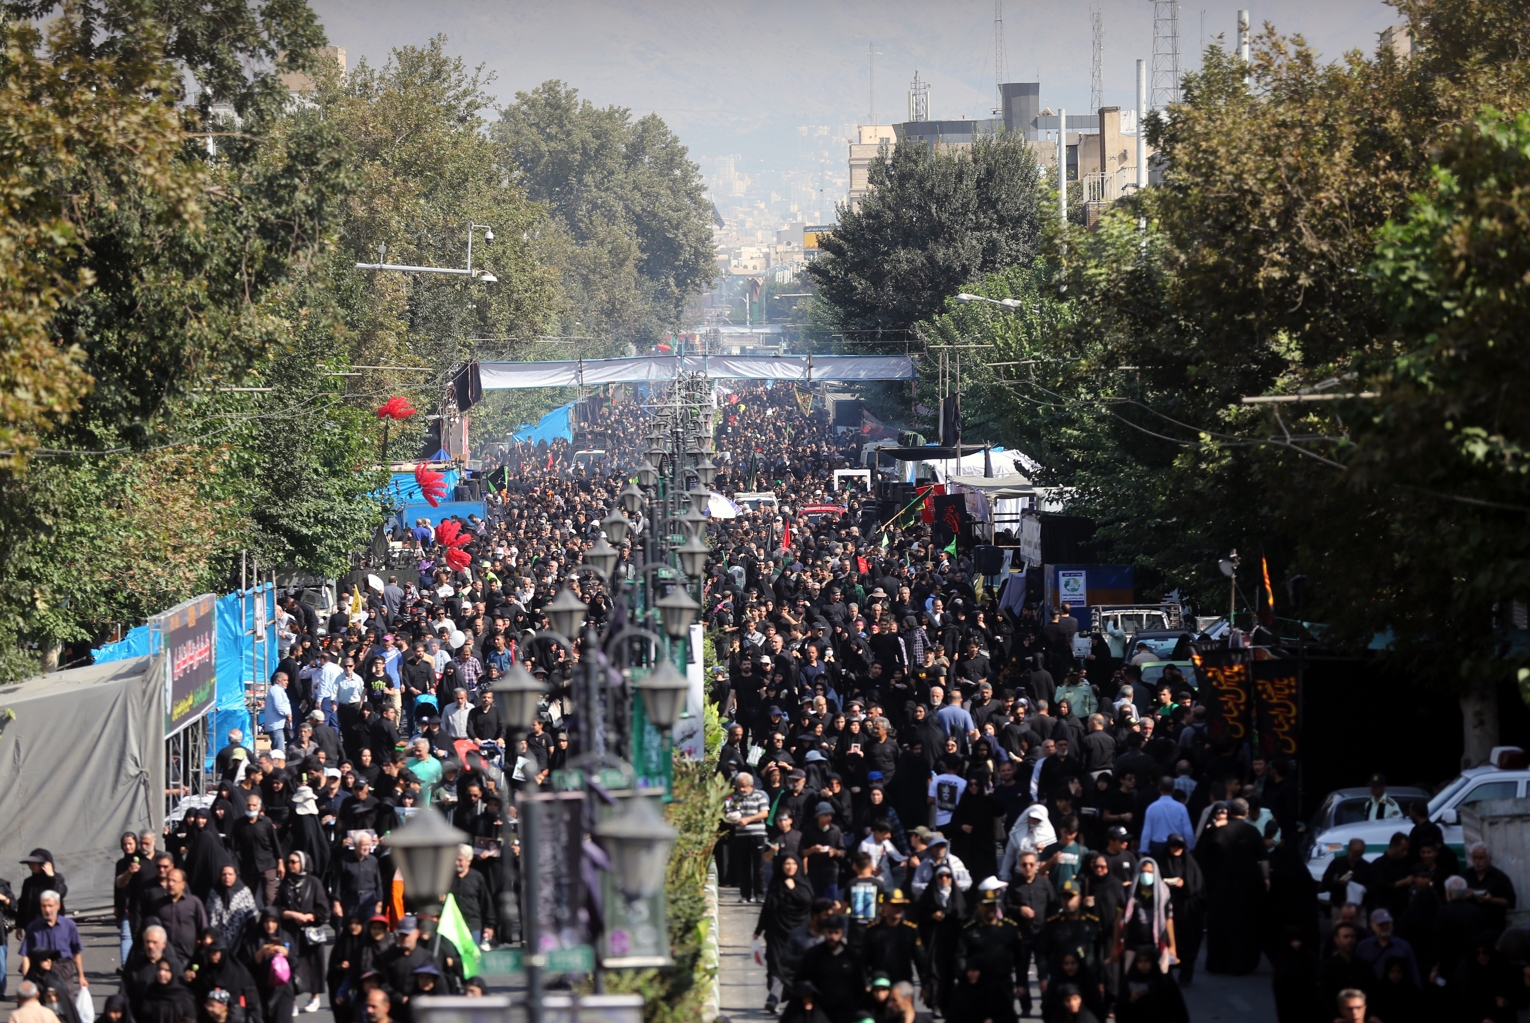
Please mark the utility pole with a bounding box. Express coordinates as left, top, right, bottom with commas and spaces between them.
1136, 59, 1148, 191
1238, 9, 1250, 63
1057, 107, 1067, 228
868, 40, 875, 124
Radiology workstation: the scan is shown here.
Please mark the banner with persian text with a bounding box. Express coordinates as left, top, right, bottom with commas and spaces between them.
1190, 644, 1251, 744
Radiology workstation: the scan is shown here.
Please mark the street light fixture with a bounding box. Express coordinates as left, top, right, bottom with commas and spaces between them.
679, 506, 708, 541
655, 586, 701, 640
601, 512, 631, 545
955, 292, 1023, 311
585, 536, 619, 578
593, 795, 677, 900
354, 222, 499, 283
491, 663, 545, 733
695, 456, 717, 488
677, 534, 711, 578
547, 587, 589, 638
636, 459, 658, 489
633, 659, 689, 732
620, 483, 645, 516
385, 808, 469, 908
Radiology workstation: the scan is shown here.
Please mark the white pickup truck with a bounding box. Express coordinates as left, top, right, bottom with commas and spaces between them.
1305, 747, 1530, 881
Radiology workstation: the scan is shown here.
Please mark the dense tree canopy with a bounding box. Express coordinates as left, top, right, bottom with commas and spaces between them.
494, 80, 717, 353
923, 0, 1530, 760
807, 137, 1049, 336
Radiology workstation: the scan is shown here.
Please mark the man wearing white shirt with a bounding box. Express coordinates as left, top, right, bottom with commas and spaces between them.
336, 655, 366, 736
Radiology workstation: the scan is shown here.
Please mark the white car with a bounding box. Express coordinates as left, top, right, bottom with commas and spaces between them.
1304, 748, 1530, 882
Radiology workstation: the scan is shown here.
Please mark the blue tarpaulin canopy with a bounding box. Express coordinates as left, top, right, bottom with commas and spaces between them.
512, 402, 575, 445
371, 469, 460, 506
93, 585, 279, 770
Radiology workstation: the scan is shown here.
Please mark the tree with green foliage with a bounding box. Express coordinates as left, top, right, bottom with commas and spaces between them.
939, 0, 1530, 764
494, 81, 717, 354
807, 136, 1049, 336
0, 0, 372, 672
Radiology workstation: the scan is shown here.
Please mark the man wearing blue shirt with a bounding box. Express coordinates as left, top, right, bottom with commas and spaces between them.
261, 672, 292, 752
934, 690, 976, 753
19, 891, 84, 994
1139, 776, 1196, 856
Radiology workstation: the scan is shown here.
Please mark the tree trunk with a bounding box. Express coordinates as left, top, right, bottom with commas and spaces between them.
40, 640, 60, 674
1460, 674, 1500, 768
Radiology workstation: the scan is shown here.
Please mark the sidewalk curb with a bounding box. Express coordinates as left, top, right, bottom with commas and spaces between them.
701, 861, 721, 1022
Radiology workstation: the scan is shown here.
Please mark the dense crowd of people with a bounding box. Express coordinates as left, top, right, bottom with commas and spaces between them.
6, 381, 1523, 1023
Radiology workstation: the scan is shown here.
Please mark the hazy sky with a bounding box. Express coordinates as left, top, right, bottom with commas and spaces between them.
309, 0, 1403, 196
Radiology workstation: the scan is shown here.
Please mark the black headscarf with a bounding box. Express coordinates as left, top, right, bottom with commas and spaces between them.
183, 812, 233, 901
756, 854, 814, 945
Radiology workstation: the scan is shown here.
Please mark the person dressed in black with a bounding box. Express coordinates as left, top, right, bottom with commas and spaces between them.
1157, 835, 1204, 988
274, 851, 329, 1014
1268, 924, 1319, 1023
1114, 946, 1189, 1023
241, 908, 295, 1023
795, 915, 865, 1023
16, 849, 67, 934
189, 932, 261, 1023
135, 957, 198, 1023
755, 853, 816, 1013
183, 809, 234, 902
1200, 798, 1266, 975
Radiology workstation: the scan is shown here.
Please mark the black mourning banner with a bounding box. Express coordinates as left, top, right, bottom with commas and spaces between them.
1190, 643, 1252, 744
1251, 660, 1300, 758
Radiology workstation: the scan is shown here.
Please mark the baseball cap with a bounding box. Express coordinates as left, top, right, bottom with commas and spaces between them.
1369, 908, 1393, 925
396, 915, 419, 934
18, 848, 52, 865
324, 767, 342, 779
870, 973, 891, 989
1106, 825, 1130, 841
206, 990, 231, 1005
926, 834, 949, 848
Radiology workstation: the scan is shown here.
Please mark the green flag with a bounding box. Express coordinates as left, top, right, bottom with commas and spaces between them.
438, 893, 481, 978
944, 535, 957, 556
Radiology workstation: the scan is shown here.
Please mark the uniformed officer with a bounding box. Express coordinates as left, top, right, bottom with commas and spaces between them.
1004, 851, 1057, 1017
953, 887, 1024, 1021
863, 888, 926, 987
1036, 880, 1107, 1003
1363, 772, 1403, 820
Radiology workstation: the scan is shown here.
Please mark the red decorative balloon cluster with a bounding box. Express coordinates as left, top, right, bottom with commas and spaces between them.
414, 465, 446, 507
435, 519, 472, 571
377, 396, 417, 420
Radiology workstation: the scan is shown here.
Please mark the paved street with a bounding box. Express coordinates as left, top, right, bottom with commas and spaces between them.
715, 895, 1276, 1023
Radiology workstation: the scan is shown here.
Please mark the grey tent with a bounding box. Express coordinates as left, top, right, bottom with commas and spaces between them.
0, 656, 164, 914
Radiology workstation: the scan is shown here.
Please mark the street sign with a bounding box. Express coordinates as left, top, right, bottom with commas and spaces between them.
478, 945, 597, 977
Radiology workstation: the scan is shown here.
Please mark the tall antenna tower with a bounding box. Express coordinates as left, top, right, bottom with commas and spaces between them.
992, 0, 1007, 114
909, 69, 931, 123
1151, 0, 1181, 108
1089, 5, 1104, 113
